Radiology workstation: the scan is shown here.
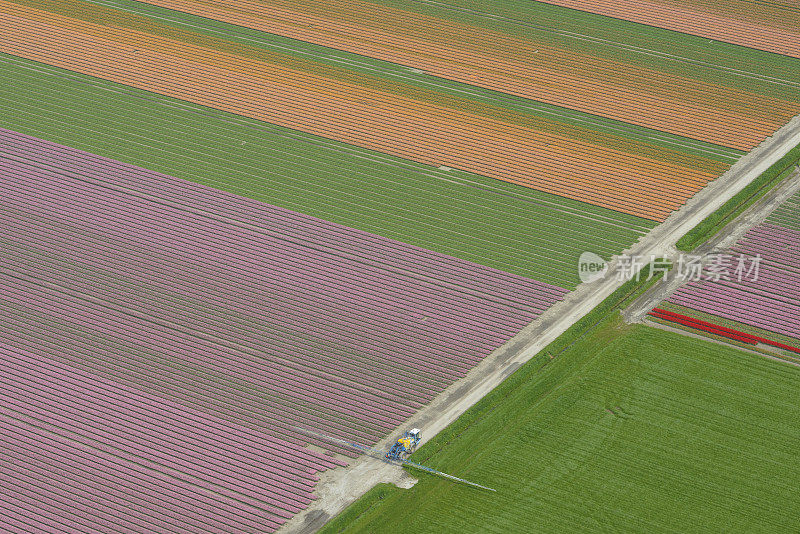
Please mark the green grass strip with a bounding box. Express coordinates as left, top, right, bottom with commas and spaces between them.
676, 143, 800, 251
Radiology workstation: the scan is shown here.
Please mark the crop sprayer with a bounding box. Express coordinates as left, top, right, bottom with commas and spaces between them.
295, 427, 496, 492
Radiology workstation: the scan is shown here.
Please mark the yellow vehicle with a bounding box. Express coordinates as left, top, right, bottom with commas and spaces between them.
385, 428, 421, 460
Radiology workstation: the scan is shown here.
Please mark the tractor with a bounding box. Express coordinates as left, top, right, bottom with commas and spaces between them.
385, 428, 421, 460
296, 426, 495, 491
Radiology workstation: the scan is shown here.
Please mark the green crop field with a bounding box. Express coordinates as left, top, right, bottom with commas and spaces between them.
325, 316, 800, 533
0, 53, 657, 288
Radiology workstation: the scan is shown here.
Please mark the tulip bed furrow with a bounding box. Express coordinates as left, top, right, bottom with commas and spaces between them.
0, 283, 396, 448
0, 271, 409, 443
0, 0, 736, 220
764, 191, 800, 232
130, 0, 800, 150
0, 344, 341, 533
81, 0, 748, 164
665, 191, 800, 343
0, 54, 655, 288
534, 0, 800, 58
0, 131, 567, 533
649, 310, 758, 345
648, 309, 800, 354
0, 129, 562, 308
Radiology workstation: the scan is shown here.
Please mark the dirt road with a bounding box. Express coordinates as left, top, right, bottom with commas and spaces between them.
280, 114, 800, 533
623, 166, 800, 324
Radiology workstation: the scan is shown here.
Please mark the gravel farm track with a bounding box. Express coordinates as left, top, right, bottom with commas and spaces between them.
281, 114, 800, 533
624, 168, 800, 326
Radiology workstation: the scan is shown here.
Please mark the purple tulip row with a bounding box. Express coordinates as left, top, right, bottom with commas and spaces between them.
0, 343, 339, 533
0, 129, 567, 532
0, 128, 565, 307
667, 193, 800, 341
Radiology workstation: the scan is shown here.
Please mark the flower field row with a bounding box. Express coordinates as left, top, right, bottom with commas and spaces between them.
0, 0, 731, 220
130, 0, 800, 150
649, 309, 800, 354
664, 190, 800, 343
0, 128, 568, 531
0, 53, 656, 289
0, 344, 341, 533
83, 0, 748, 165
536, 0, 800, 58
3, 1, 799, 532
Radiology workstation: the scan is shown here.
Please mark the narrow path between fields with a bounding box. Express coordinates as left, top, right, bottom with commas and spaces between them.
623, 167, 800, 324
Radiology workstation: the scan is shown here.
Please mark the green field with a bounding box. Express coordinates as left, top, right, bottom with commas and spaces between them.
0, 53, 657, 288
325, 316, 800, 532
